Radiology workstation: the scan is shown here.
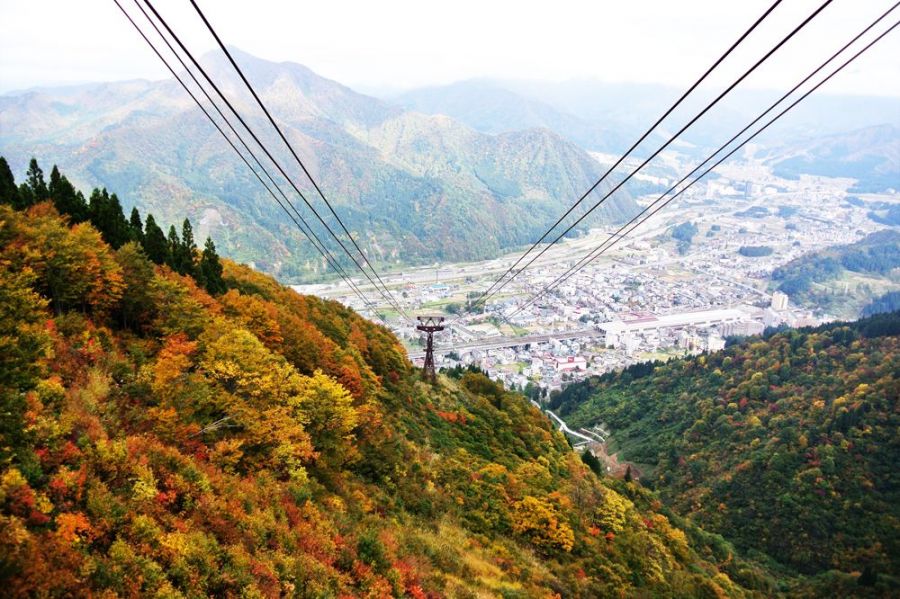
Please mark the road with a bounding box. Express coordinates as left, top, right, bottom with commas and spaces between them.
545, 410, 596, 444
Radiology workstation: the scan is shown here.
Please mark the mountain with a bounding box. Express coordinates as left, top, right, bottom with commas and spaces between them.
550, 314, 900, 590
391, 79, 693, 150
0, 49, 637, 282
394, 80, 632, 152
765, 125, 900, 192
862, 290, 900, 316
398, 79, 900, 157
0, 194, 787, 597
8, 166, 900, 595
496, 80, 900, 147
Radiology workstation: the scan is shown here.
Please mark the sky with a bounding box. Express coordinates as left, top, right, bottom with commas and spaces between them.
1, 0, 900, 97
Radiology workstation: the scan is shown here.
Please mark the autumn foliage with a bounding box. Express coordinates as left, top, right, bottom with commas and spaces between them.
554, 313, 900, 593
0, 168, 782, 597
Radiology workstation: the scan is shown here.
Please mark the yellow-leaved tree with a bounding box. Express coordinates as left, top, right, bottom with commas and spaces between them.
198, 323, 313, 481
197, 322, 362, 476
1, 204, 123, 315
511, 495, 575, 553
296, 370, 360, 469
595, 488, 632, 534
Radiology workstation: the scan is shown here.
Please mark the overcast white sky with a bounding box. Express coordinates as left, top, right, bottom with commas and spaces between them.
1, 0, 899, 96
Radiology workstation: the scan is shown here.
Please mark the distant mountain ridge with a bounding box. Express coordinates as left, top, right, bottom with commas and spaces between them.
393, 78, 900, 191
766, 124, 900, 192
394, 79, 633, 153
0, 49, 636, 281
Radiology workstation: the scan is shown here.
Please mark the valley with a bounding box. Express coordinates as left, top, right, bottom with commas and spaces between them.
2, 3, 900, 594
296, 153, 899, 394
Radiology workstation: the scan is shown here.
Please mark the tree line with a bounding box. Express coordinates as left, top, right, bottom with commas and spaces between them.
0, 156, 224, 295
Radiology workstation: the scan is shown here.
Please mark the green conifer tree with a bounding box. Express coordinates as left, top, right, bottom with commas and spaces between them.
581, 450, 605, 477
0, 157, 19, 207
16, 183, 34, 209
178, 218, 197, 275
25, 158, 48, 205
88, 188, 131, 249
88, 188, 111, 236
48, 165, 88, 222
88, 188, 103, 221
106, 193, 131, 248
199, 237, 226, 294
129, 207, 144, 243
48, 165, 62, 196
143, 213, 169, 265
167, 225, 181, 271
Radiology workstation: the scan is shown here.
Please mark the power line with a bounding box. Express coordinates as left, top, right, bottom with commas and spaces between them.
127, 0, 371, 304
114, 0, 387, 323
119, 0, 382, 318
512, 10, 900, 319
507, 12, 900, 320
140, 0, 411, 321
186, 0, 408, 320
465, 0, 784, 314
466, 0, 834, 315
142, 0, 408, 318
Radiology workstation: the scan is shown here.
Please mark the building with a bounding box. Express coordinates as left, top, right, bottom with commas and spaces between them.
744, 181, 759, 198
706, 333, 726, 352
623, 333, 640, 355
763, 308, 783, 328
720, 320, 765, 337
604, 329, 622, 349
556, 356, 587, 372
771, 291, 789, 311
789, 316, 819, 329
598, 308, 747, 338
678, 331, 703, 351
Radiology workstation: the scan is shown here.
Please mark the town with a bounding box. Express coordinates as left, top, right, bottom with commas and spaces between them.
295, 155, 895, 395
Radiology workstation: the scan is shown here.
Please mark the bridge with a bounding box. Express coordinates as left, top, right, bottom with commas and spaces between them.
408, 327, 600, 360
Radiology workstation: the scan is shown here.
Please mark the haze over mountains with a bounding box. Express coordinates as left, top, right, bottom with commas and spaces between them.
767, 124, 900, 192
0, 49, 636, 282
394, 80, 637, 153
394, 78, 900, 195
396, 77, 900, 148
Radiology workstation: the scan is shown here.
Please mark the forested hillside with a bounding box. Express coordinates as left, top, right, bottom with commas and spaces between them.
771, 229, 900, 318
552, 315, 900, 593
862, 290, 900, 316
0, 166, 776, 597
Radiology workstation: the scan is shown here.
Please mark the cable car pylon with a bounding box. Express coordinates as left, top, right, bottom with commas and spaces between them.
416, 315, 445, 381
